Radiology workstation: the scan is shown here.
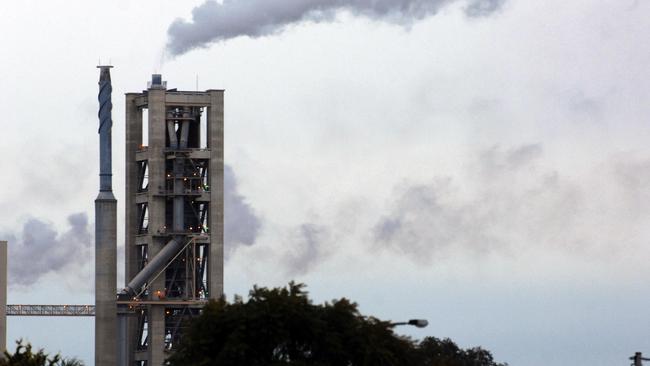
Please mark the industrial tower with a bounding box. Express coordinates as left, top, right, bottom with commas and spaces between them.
96, 65, 118, 366
120, 75, 224, 365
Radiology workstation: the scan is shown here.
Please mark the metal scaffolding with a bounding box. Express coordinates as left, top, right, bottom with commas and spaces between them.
7, 304, 95, 316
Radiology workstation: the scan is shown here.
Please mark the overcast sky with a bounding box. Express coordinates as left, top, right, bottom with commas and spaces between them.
2, 0, 650, 365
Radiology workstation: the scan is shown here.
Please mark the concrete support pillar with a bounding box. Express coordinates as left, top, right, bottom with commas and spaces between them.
95, 195, 117, 366
124, 94, 142, 285
124, 93, 142, 366
148, 307, 166, 365
0, 241, 6, 355
207, 90, 224, 299
147, 88, 168, 365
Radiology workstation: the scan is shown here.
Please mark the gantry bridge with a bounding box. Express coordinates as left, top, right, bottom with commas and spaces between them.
6, 305, 95, 316
6, 300, 207, 317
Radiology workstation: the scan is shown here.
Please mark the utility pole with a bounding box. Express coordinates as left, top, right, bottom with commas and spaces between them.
630, 352, 650, 366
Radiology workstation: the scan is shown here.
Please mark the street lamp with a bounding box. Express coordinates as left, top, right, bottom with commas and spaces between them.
390, 319, 429, 328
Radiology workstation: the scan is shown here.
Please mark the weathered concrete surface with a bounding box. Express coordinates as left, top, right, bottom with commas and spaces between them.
95, 194, 117, 366
207, 90, 224, 299
145, 87, 168, 364
124, 93, 142, 366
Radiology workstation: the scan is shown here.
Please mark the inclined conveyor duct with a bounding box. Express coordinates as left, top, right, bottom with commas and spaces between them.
121, 237, 183, 296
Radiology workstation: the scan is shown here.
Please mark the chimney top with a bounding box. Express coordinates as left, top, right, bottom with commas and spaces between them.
97, 65, 113, 83
148, 74, 167, 89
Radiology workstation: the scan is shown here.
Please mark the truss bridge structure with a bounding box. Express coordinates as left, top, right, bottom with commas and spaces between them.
6, 305, 95, 317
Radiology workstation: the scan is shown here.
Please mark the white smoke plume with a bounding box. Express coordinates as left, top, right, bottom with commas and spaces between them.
224, 164, 262, 258
167, 0, 505, 56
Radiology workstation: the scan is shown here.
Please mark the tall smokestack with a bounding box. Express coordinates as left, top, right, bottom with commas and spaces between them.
95, 65, 117, 366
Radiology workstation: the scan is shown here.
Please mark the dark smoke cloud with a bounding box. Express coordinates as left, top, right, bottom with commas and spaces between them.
6, 213, 92, 287
167, 0, 505, 56
224, 164, 262, 258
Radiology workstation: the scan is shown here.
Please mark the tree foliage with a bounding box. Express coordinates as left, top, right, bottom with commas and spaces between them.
168, 282, 507, 366
415, 337, 506, 366
0, 340, 84, 366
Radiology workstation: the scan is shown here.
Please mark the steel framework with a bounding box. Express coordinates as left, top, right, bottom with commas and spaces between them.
6, 305, 95, 316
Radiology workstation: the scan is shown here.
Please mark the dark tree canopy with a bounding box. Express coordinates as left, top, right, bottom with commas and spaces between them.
415, 337, 506, 366
0, 340, 84, 366
168, 282, 507, 366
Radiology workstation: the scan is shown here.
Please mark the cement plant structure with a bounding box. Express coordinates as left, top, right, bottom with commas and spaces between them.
93, 68, 225, 365
119, 74, 224, 366
0, 69, 223, 366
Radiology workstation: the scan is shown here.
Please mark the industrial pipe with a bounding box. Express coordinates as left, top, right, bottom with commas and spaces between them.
122, 238, 183, 296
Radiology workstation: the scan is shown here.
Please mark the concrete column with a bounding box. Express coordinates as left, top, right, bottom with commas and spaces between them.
146, 87, 167, 295
125, 94, 142, 283
148, 307, 166, 366
207, 90, 224, 299
124, 93, 142, 366
147, 88, 167, 365
95, 195, 117, 366
0, 241, 6, 355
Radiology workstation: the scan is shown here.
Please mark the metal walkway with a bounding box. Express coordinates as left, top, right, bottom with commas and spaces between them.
6, 305, 95, 316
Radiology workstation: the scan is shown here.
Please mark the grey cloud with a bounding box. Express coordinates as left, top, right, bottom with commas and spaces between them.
505, 144, 542, 167
373, 181, 486, 263
465, 0, 505, 17
467, 97, 501, 114
567, 92, 604, 118
224, 164, 262, 258
166, 0, 504, 56
6, 213, 92, 287
374, 144, 587, 262
283, 223, 330, 275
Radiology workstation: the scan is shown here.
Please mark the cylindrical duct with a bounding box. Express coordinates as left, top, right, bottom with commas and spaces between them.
122, 238, 183, 296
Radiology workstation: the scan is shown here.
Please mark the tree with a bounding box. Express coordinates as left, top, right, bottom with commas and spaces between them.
168, 282, 506, 366
414, 337, 507, 366
0, 340, 84, 366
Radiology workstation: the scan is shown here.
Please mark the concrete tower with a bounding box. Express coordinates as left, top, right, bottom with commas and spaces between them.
121, 75, 223, 365
95, 66, 118, 366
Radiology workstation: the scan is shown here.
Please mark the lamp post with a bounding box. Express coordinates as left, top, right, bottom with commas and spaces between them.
390, 319, 429, 328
